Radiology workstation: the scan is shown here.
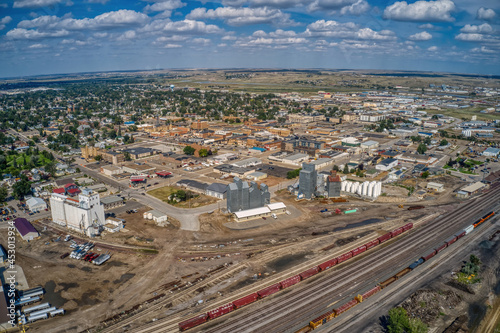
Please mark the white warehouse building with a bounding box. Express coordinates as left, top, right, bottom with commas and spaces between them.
50, 188, 105, 237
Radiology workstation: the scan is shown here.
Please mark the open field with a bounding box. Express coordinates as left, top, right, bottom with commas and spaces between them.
147, 186, 218, 208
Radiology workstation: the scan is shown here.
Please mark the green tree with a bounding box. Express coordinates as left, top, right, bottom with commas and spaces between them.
183, 146, 196, 155
421, 171, 430, 179
417, 143, 427, 154
470, 254, 481, 266
287, 168, 301, 179
198, 148, 209, 157
94, 155, 103, 161
387, 307, 409, 333
123, 152, 132, 161
0, 185, 8, 202
343, 164, 350, 174
45, 161, 56, 177
439, 139, 448, 146
12, 177, 31, 200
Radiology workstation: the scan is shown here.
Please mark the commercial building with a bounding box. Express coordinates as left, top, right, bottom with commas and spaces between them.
13, 218, 39, 241
143, 210, 168, 225
26, 197, 47, 212
459, 182, 488, 197
231, 157, 262, 168
100, 195, 125, 210
121, 147, 160, 159
205, 183, 228, 199
49, 188, 105, 237
101, 165, 122, 176
376, 158, 398, 171
122, 163, 156, 175
282, 153, 309, 166
482, 147, 500, 157
227, 177, 270, 213
299, 163, 317, 199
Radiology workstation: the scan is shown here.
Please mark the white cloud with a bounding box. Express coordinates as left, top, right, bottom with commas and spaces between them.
87, 0, 109, 4
222, 35, 237, 40
28, 43, 48, 48
13, 0, 64, 8
187, 6, 297, 26
250, 0, 304, 8
6, 28, 70, 39
164, 43, 182, 48
144, 0, 186, 17
18, 10, 150, 31
191, 37, 211, 46
427, 45, 438, 51
460, 23, 493, 34
117, 30, 137, 40
307, 0, 357, 12
383, 0, 456, 22
418, 23, 435, 29
141, 19, 224, 34
477, 7, 496, 21
340, 0, 370, 15
409, 31, 432, 41
0, 16, 12, 30
304, 20, 396, 41
455, 33, 483, 42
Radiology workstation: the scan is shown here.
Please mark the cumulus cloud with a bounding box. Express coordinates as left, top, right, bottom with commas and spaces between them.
187, 7, 297, 26
340, 0, 370, 15
304, 20, 396, 41
87, 0, 109, 4
383, 0, 456, 22
307, 0, 357, 12
460, 23, 493, 34
471, 46, 495, 54
117, 30, 137, 40
0, 16, 12, 30
427, 45, 438, 51
141, 19, 224, 34
455, 33, 484, 42
28, 43, 48, 48
13, 0, 64, 8
164, 43, 182, 48
409, 31, 432, 40
6, 28, 70, 39
250, 0, 304, 9
144, 0, 186, 16
476, 7, 496, 21
18, 10, 150, 31
418, 23, 436, 29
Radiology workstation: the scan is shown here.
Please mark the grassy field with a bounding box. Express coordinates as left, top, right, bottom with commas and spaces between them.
147, 186, 218, 208
424, 107, 499, 121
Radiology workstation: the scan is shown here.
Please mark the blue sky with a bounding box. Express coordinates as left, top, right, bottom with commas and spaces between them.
0, 0, 499, 77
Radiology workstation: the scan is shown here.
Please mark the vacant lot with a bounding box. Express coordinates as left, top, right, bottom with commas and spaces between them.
147, 185, 218, 208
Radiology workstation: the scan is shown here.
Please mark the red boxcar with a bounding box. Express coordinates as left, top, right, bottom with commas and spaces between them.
362, 286, 381, 300
435, 243, 447, 253
233, 293, 258, 309
455, 231, 466, 240
334, 299, 358, 316
300, 267, 319, 280
421, 249, 437, 261
257, 283, 281, 298
378, 232, 392, 243
208, 303, 234, 319
364, 239, 380, 250
390, 227, 403, 238
336, 252, 353, 264
402, 222, 413, 231
446, 236, 458, 246
351, 245, 366, 257
280, 275, 301, 289
319, 258, 338, 271
179, 314, 209, 331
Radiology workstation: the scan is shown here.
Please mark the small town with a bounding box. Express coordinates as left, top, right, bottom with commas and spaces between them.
0, 69, 499, 333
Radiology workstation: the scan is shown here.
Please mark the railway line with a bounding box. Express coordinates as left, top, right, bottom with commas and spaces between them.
100, 217, 408, 333
189, 185, 500, 333
103, 184, 500, 333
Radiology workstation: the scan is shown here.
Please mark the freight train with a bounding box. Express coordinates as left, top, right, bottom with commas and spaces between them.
293, 210, 496, 333
178, 223, 414, 331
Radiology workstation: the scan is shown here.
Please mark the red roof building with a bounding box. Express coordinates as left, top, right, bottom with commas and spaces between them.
53, 188, 65, 194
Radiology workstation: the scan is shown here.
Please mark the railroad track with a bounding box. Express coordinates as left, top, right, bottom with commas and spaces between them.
193, 186, 500, 333
99, 216, 407, 333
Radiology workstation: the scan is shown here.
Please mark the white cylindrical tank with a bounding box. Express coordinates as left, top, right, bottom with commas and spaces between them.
375, 182, 382, 197
341, 181, 346, 191
346, 182, 352, 192
351, 182, 359, 194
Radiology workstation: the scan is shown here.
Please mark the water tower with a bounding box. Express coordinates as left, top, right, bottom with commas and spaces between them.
170, 84, 175, 92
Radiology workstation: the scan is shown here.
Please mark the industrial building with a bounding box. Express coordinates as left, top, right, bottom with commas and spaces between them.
327, 173, 342, 197
49, 188, 105, 237
100, 195, 125, 210
341, 181, 382, 199
143, 210, 168, 226
299, 163, 317, 199
227, 177, 270, 213
376, 158, 398, 171
233, 202, 287, 222
13, 218, 39, 241
26, 197, 47, 212
205, 183, 228, 199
